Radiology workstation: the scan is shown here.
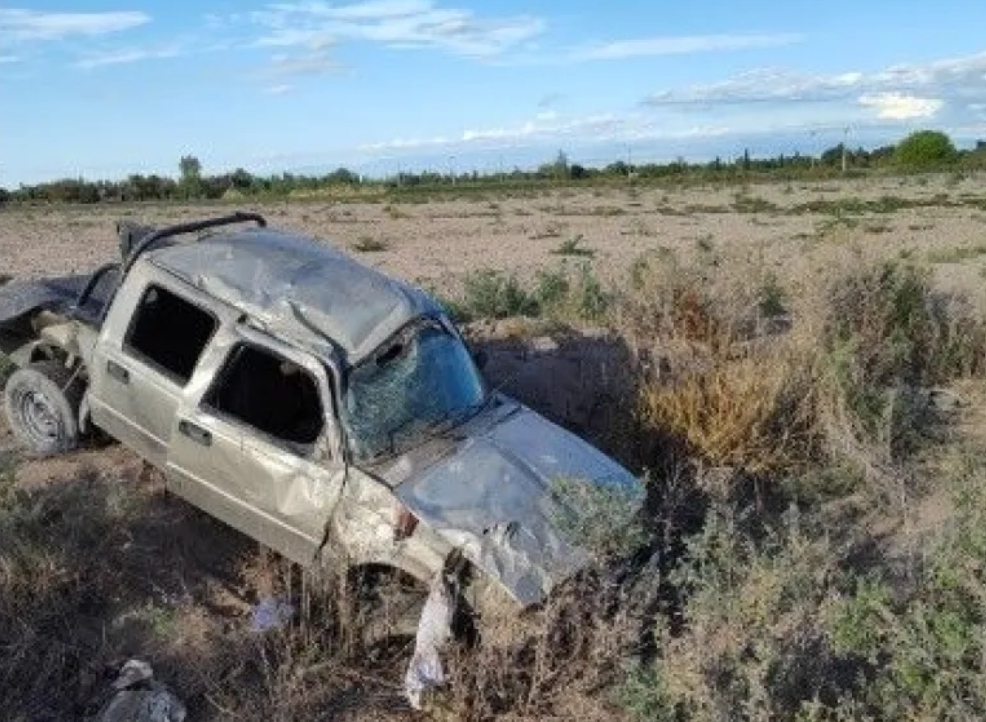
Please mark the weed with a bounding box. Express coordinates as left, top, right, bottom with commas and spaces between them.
458, 270, 540, 319
552, 234, 596, 257
732, 193, 779, 214
629, 506, 851, 721
351, 235, 389, 252
534, 267, 570, 308
550, 477, 647, 561
382, 203, 410, 219
830, 452, 986, 720
926, 243, 986, 264
758, 272, 789, 318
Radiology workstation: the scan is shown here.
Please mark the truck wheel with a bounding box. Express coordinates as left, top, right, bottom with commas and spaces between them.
3, 361, 84, 456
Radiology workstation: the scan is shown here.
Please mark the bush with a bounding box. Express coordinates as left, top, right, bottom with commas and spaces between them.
626, 506, 852, 721
459, 270, 540, 320
830, 452, 986, 720
640, 353, 819, 486
894, 130, 957, 170
445, 265, 614, 324
817, 261, 986, 459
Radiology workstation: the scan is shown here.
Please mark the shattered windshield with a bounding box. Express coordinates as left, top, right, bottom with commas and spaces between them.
341, 319, 486, 461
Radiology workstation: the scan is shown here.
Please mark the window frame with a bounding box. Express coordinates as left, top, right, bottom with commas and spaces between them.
122, 282, 219, 387
202, 339, 331, 458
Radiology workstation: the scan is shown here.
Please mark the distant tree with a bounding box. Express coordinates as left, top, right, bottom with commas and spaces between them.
179, 154, 203, 198
326, 167, 358, 184
179, 155, 201, 182
230, 167, 254, 191
569, 163, 588, 180
894, 130, 957, 169
605, 160, 628, 177
820, 143, 845, 167
535, 151, 570, 180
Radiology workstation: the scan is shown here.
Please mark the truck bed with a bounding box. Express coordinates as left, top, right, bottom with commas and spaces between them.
0, 273, 114, 354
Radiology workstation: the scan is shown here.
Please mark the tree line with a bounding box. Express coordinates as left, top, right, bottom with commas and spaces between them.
4, 131, 984, 205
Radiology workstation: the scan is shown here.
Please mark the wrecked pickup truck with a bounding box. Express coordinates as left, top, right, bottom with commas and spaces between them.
0, 212, 640, 643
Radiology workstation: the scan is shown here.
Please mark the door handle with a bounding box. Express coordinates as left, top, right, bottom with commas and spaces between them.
178, 419, 212, 447
106, 359, 130, 384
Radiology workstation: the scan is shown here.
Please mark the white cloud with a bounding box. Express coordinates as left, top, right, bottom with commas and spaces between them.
0, 8, 150, 42
266, 50, 343, 77
359, 112, 731, 153
280, 0, 433, 20
646, 68, 868, 105
75, 45, 182, 69
576, 33, 802, 61
246, 1, 544, 58
858, 92, 943, 120
646, 51, 986, 110
265, 83, 294, 95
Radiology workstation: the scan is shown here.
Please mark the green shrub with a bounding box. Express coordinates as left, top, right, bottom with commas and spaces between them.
758, 272, 789, 318
534, 267, 570, 309
819, 261, 986, 455
626, 506, 852, 721
894, 130, 957, 170
458, 270, 540, 320
551, 234, 596, 257
830, 452, 986, 720
351, 236, 389, 252
550, 476, 647, 561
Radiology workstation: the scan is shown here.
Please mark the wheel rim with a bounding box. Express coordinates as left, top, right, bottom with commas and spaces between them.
13, 387, 63, 448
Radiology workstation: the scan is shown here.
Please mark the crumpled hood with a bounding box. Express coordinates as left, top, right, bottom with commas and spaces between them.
387, 404, 641, 606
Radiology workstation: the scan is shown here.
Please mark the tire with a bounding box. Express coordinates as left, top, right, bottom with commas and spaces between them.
3, 360, 84, 457
350, 567, 430, 646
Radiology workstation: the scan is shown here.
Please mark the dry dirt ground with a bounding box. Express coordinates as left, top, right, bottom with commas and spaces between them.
2, 173, 986, 719
2, 173, 986, 296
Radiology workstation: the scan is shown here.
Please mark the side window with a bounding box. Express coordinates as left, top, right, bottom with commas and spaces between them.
125, 285, 217, 384
206, 344, 325, 448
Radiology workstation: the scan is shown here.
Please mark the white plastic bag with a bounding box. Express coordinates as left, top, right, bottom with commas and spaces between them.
404, 572, 454, 709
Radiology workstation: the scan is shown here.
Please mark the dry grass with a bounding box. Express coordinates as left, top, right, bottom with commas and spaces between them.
6, 180, 986, 719
641, 353, 818, 485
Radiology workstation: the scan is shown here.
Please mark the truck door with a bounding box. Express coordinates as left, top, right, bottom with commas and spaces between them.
88, 274, 219, 468
165, 328, 345, 566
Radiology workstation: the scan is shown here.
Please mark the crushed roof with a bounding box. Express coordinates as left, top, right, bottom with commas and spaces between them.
148, 229, 439, 363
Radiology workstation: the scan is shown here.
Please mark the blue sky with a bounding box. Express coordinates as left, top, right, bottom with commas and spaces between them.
1, 1, 985, 185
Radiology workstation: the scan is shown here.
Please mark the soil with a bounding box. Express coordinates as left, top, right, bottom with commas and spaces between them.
2, 174, 985, 298
2, 173, 986, 719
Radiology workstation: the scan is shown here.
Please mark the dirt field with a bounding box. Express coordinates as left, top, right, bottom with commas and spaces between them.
4, 173, 986, 720
2, 173, 986, 297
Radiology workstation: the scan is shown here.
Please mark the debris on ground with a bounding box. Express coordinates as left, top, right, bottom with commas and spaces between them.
95, 659, 186, 722
404, 572, 455, 710
250, 596, 296, 632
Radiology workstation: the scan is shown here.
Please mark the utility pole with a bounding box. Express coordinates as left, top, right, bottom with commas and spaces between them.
626, 143, 632, 183
842, 126, 850, 173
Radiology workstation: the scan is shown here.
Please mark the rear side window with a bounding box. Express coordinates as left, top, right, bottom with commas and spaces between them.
206, 344, 324, 448
125, 285, 217, 384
